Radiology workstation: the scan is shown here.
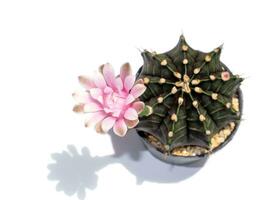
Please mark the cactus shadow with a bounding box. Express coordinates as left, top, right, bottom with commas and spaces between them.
47, 130, 207, 199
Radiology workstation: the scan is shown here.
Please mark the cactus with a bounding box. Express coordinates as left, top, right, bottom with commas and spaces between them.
137, 35, 243, 154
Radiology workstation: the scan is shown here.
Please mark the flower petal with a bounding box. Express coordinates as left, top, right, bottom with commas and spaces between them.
78, 75, 95, 90
93, 73, 106, 89
113, 119, 127, 137
125, 119, 139, 128
124, 107, 138, 120
89, 88, 103, 104
95, 121, 105, 133
73, 104, 85, 113
132, 101, 145, 114
120, 63, 132, 82
98, 64, 105, 74
135, 78, 144, 85
115, 77, 123, 91
104, 86, 113, 94
125, 94, 135, 105
103, 63, 116, 88
101, 116, 117, 132
124, 75, 135, 92
84, 111, 106, 127
72, 91, 90, 103
130, 84, 146, 98
83, 101, 103, 112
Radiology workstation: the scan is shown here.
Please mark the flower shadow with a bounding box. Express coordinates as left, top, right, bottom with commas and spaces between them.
47, 130, 207, 199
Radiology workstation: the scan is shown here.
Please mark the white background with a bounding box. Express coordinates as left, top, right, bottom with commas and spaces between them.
0, 0, 266, 199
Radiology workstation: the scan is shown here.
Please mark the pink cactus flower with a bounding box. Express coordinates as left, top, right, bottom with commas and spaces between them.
221, 71, 230, 81
73, 63, 146, 137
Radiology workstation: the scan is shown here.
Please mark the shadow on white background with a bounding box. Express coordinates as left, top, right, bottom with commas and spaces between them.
47, 130, 207, 199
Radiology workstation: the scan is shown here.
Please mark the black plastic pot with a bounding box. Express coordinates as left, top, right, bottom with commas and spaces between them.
136, 66, 243, 165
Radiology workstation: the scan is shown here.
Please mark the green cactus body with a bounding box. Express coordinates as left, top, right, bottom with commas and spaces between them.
137, 35, 243, 154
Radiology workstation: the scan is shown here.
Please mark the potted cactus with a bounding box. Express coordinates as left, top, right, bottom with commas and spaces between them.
136, 35, 243, 164
73, 35, 243, 165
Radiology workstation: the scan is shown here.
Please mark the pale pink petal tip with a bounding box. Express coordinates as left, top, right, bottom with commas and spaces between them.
95, 122, 105, 133
89, 88, 103, 103
125, 119, 139, 128
93, 73, 106, 89
124, 75, 135, 92
73, 104, 84, 113
98, 64, 105, 74
72, 91, 89, 103
113, 119, 127, 137
78, 75, 95, 89
124, 107, 138, 120
103, 63, 116, 88
120, 63, 132, 82
84, 111, 106, 127
101, 117, 116, 132
130, 84, 146, 98
132, 101, 145, 114
115, 77, 123, 91
135, 79, 144, 85
83, 102, 102, 112
125, 94, 135, 105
